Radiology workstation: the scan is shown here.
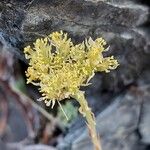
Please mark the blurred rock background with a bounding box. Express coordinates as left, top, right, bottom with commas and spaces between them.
0, 0, 149, 150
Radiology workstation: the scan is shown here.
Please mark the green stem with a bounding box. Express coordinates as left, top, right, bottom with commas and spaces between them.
73, 91, 102, 150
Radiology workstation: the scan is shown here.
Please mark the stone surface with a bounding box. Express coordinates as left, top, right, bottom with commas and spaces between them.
0, 0, 150, 150
138, 86, 150, 144
58, 86, 148, 150
20, 0, 149, 103
1, 0, 148, 94
6, 144, 56, 150
22, 0, 149, 45
0, 140, 7, 150
93, 27, 149, 92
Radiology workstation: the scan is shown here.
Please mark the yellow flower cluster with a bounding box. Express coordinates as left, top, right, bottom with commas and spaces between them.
24, 31, 119, 150
24, 31, 119, 107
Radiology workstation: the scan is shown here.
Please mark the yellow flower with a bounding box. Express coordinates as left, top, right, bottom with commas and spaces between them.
24, 31, 118, 105
24, 31, 119, 150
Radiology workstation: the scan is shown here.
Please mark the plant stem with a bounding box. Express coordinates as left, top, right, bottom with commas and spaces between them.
73, 91, 102, 150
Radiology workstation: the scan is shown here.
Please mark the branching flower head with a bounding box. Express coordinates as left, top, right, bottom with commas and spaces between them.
24, 31, 119, 150
24, 31, 118, 106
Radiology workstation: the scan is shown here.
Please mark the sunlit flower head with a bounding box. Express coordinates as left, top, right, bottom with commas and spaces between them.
24, 31, 119, 107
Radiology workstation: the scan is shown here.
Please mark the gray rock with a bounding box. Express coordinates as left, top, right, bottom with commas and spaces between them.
22, 0, 149, 45
20, 0, 150, 93
58, 87, 148, 150
2, 100, 28, 142
101, 0, 142, 4
1, 2, 149, 90
139, 86, 150, 144
0, 140, 8, 150
93, 27, 150, 92
58, 79, 150, 150
0, 1, 150, 150
7, 144, 56, 150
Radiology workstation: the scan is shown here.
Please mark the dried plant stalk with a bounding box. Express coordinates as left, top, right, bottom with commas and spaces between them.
73, 91, 102, 150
